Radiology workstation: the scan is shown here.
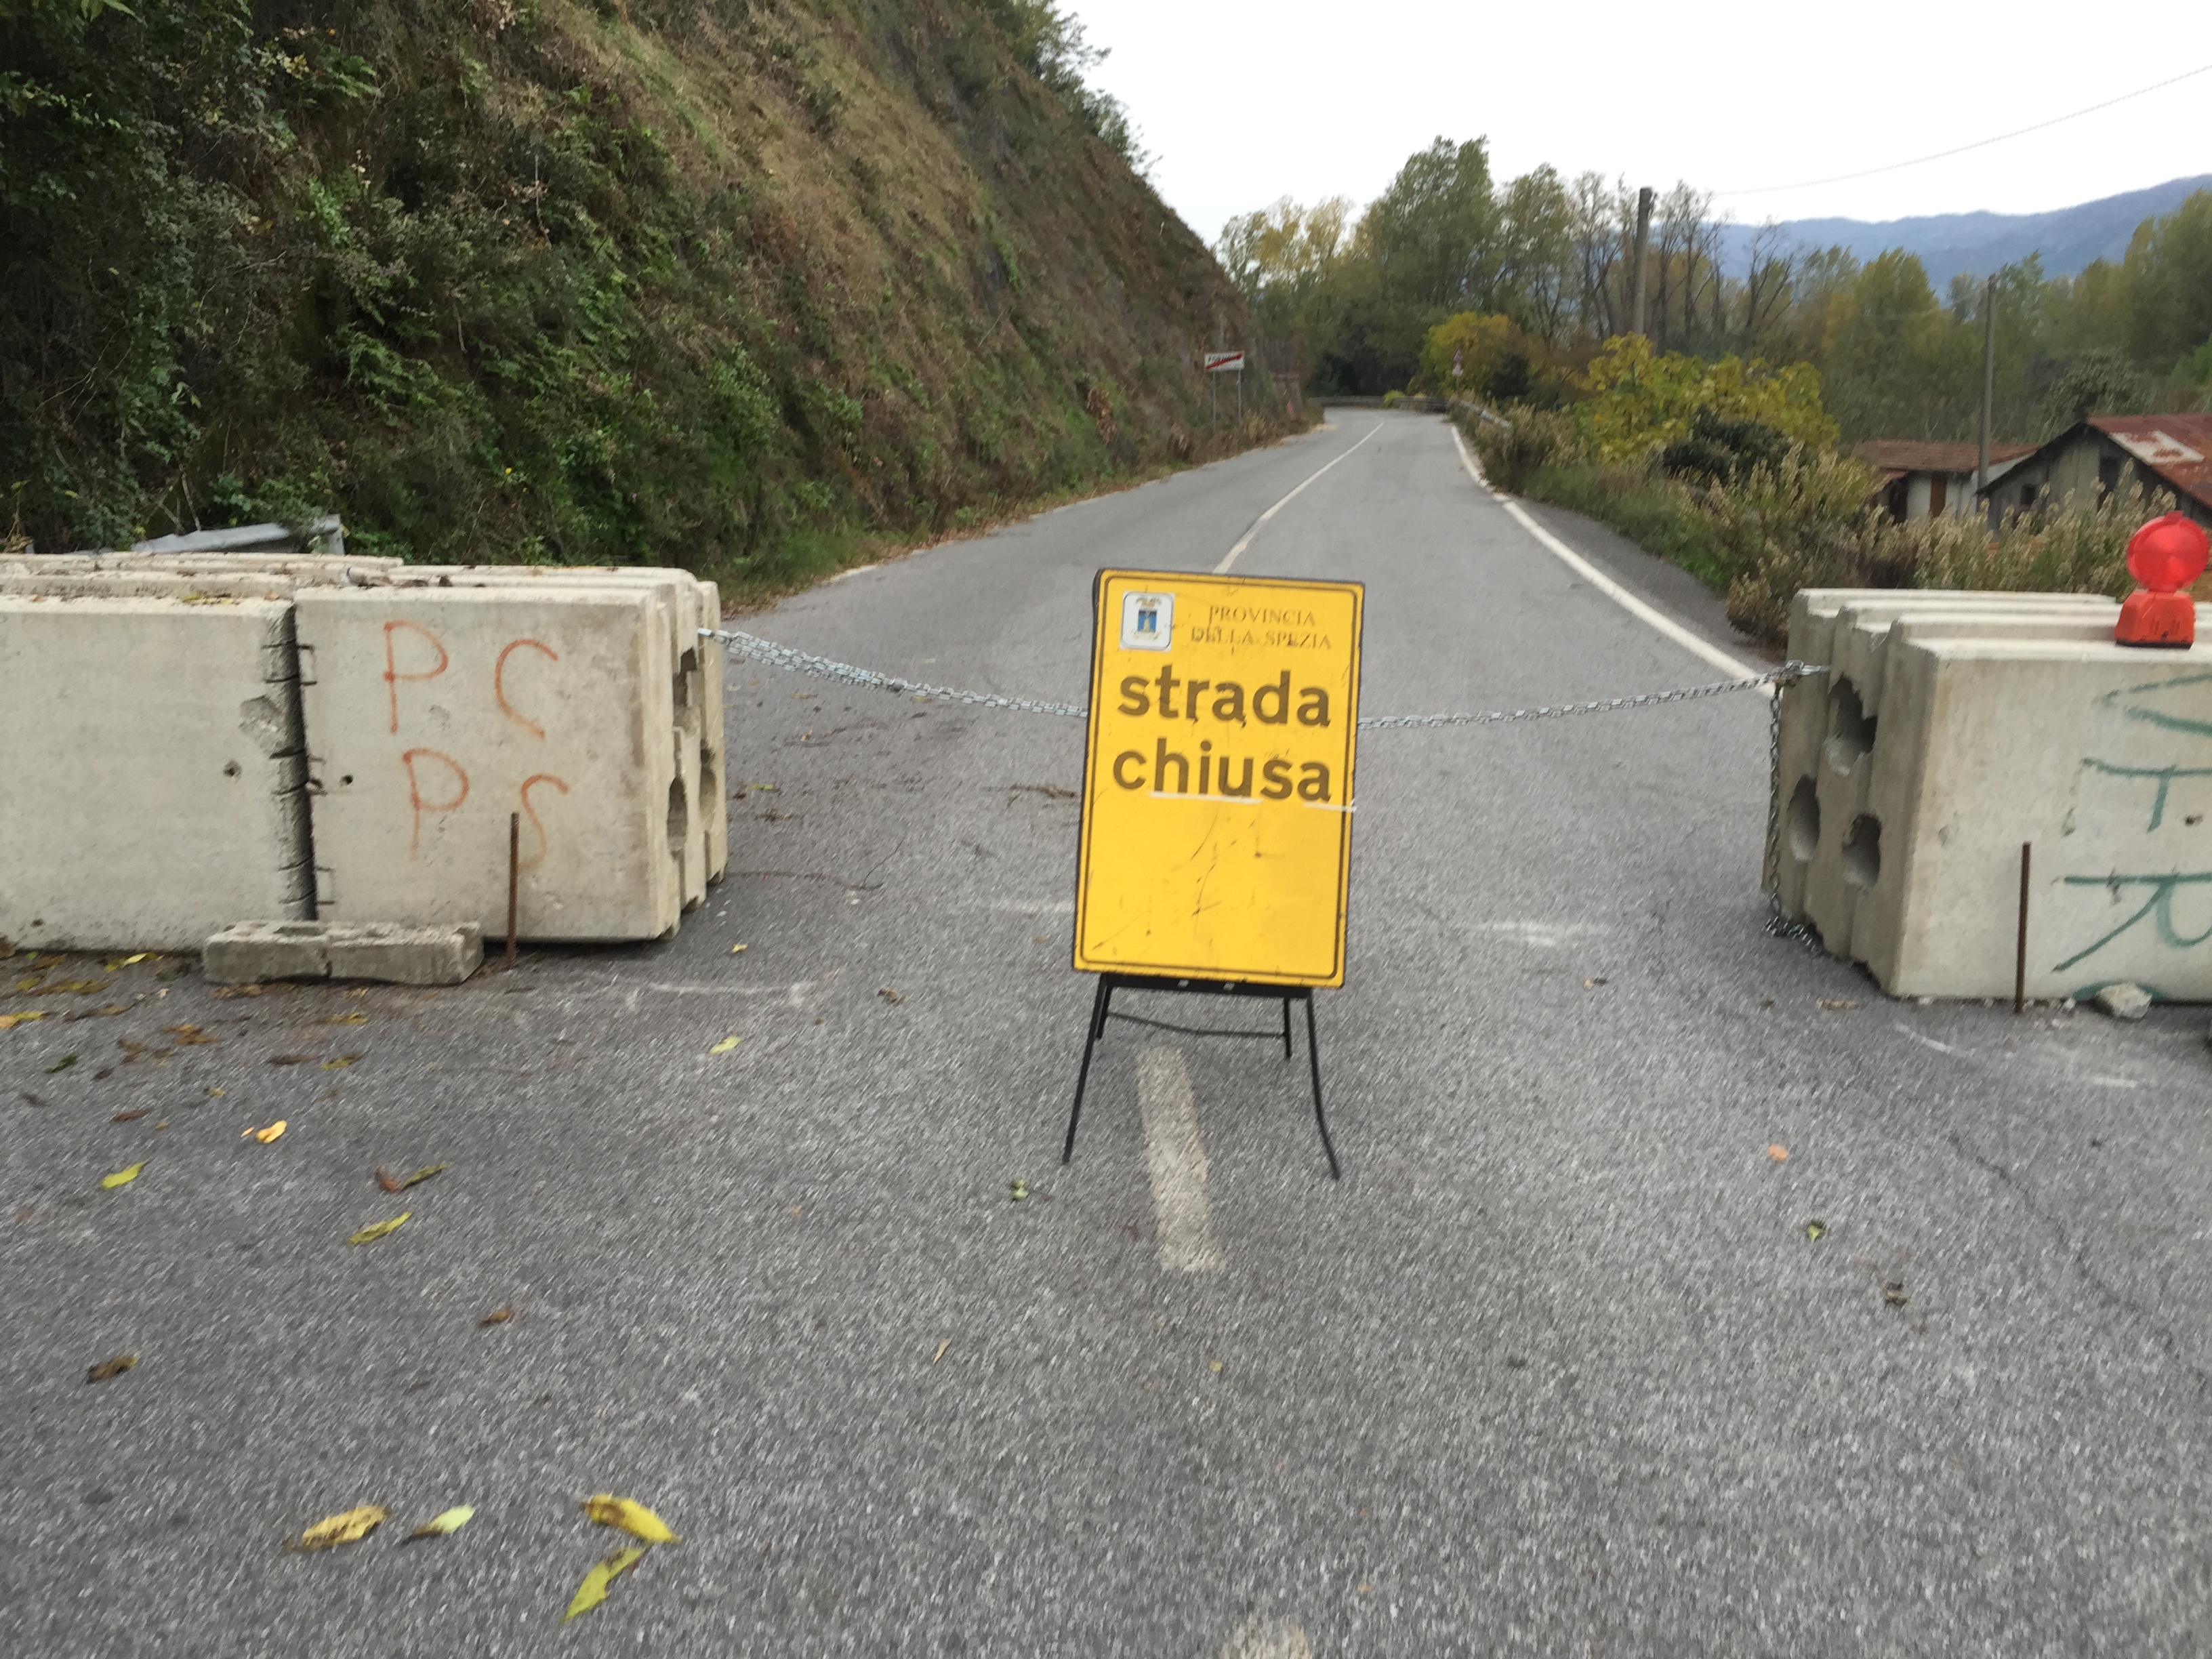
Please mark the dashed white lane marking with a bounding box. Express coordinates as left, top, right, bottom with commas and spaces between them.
1447, 420, 1767, 689
1214, 419, 1385, 574
1217, 1615, 1312, 1659
1137, 1046, 1224, 1273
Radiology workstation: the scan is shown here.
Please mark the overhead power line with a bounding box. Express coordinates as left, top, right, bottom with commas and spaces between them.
1715, 61, 2212, 198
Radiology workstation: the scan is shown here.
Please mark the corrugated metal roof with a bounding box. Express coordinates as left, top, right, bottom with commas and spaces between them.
2088, 415, 2212, 511
1854, 439, 2036, 474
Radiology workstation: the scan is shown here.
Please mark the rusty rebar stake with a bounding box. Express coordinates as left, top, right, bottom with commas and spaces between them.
2014, 842, 2030, 1015
506, 811, 520, 968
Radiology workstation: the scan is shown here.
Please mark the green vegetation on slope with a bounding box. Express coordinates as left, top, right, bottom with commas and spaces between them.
2, 0, 1287, 586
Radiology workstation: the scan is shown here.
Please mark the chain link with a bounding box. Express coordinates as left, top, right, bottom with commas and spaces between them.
710, 628, 1822, 732
709, 628, 1088, 719
1761, 663, 1831, 951
712, 624, 1834, 949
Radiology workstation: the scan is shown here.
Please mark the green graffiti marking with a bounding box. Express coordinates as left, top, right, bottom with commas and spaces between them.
2055, 870, 2212, 972
2097, 669, 2212, 741
2078, 758, 2212, 830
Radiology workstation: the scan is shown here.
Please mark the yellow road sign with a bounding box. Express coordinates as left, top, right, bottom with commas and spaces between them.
1074, 569, 1363, 986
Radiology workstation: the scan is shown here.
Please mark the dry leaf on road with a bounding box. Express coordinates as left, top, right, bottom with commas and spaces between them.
162, 1024, 217, 1045
1766, 1145, 1788, 1162
1816, 998, 1858, 1011
404, 1505, 474, 1542
346, 1212, 410, 1245
323, 1053, 362, 1070
708, 1036, 740, 1054
399, 1164, 446, 1189
253, 1120, 287, 1144
321, 1012, 369, 1025
112, 1109, 148, 1123
101, 1163, 144, 1189
478, 1307, 513, 1326
374, 1168, 403, 1193
86, 1354, 136, 1382
268, 1054, 316, 1066
293, 1504, 387, 1552
564, 1547, 647, 1621
581, 1494, 680, 1544
0, 1011, 47, 1029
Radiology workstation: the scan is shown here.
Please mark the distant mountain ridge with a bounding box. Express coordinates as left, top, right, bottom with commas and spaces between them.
1717, 176, 2212, 284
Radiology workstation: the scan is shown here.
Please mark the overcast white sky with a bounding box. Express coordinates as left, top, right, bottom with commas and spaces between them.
1069, 0, 2211, 243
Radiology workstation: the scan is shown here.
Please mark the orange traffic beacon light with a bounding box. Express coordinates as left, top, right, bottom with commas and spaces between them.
2115, 512, 2209, 649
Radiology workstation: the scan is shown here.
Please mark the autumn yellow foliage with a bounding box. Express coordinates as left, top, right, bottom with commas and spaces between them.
1575, 335, 1836, 463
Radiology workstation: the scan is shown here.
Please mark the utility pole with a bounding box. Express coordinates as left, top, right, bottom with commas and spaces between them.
1976, 272, 1997, 499
1629, 187, 1654, 338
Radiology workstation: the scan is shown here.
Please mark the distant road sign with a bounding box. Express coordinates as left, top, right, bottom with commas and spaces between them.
1075, 569, 1364, 987
1203, 350, 1246, 373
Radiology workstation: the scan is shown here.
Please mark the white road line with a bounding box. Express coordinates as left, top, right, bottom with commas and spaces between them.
1447, 421, 1769, 691
1214, 419, 1385, 575
1137, 1046, 1223, 1273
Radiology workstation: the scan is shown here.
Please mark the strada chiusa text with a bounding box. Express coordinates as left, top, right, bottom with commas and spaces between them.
1109, 663, 1336, 801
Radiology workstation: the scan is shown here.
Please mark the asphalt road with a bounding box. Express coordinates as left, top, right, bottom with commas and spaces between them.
5, 411, 2211, 1656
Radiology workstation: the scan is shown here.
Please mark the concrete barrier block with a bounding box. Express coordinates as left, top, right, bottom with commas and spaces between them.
203, 920, 483, 984
696, 579, 727, 883
203, 921, 331, 983
295, 586, 682, 941
1770, 599, 2212, 998
328, 920, 484, 985
388, 567, 720, 906
1770, 592, 2125, 922
0, 596, 311, 951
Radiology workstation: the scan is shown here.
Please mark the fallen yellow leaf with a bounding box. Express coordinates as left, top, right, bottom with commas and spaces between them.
323, 1053, 362, 1069
255, 1120, 288, 1144
581, 1494, 680, 1544
86, 1354, 136, 1382
320, 1012, 369, 1025
564, 1547, 647, 1621
101, 1162, 144, 1190
346, 1212, 410, 1245
294, 1504, 387, 1552
708, 1036, 740, 1055
399, 1163, 447, 1189
729, 943, 747, 954
0, 1011, 47, 1029
405, 1505, 474, 1541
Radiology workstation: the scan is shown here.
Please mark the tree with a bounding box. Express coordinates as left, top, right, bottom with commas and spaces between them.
1575, 334, 1835, 462
1417, 312, 1543, 400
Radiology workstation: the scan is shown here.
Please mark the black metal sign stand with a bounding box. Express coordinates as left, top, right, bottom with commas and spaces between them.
1061, 972, 1340, 1179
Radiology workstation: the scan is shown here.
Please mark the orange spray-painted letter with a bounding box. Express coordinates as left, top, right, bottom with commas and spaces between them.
518, 773, 571, 873
383, 621, 449, 734
495, 638, 559, 739
399, 748, 469, 860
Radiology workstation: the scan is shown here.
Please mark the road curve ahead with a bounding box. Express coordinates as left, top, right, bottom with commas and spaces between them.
5, 411, 2209, 1656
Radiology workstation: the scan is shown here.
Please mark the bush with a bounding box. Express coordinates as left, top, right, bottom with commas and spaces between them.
1460, 403, 1577, 494
1576, 334, 1837, 464
1915, 478, 2171, 596
1660, 407, 1793, 488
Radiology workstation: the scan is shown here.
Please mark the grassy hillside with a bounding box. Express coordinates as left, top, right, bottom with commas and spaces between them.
1, 0, 1287, 590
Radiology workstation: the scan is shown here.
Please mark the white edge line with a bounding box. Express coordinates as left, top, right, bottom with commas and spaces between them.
1447, 423, 1769, 694
1214, 419, 1386, 575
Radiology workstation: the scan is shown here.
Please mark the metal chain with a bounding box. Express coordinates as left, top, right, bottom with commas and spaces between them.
708, 628, 1088, 719
1761, 663, 1830, 951
710, 628, 1822, 732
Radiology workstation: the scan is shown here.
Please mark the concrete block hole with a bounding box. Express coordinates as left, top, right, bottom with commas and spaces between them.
1842, 813, 1882, 889
1824, 678, 1876, 773
1787, 777, 1820, 860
